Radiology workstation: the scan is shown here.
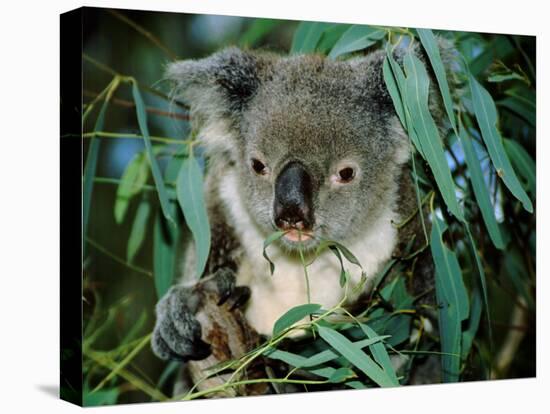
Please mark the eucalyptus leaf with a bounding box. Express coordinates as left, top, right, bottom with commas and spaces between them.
318, 326, 398, 387
469, 75, 533, 212
488, 72, 526, 84
291, 22, 332, 54
328, 367, 356, 383
383, 50, 424, 158
403, 52, 463, 220
262, 231, 285, 275
264, 348, 338, 380
316, 24, 351, 54
115, 152, 149, 224
176, 153, 211, 278
383, 56, 406, 126
126, 199, 151, 263
498, 97, 536, 127
503, 138, 536, 194
83, 387, 118, 407
299, 335, 390, 368
502, 250, 535, 309
461, 288, 482, 360
431, 217, 469, 321
328, 245, 347, 287
153, 211, 177, 299
458, 129, 505, 249
465, 223, 493, 347
431, 216, 469, 382
131, 82, 176, 224
359, 323, 399, 384
346, 381, 367, 389
272, 303, 321, 336
328, 25, 385, 59
418, 28, 457, 131
83, 95, 109, 241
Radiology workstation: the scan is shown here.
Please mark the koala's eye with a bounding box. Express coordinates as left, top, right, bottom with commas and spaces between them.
251, 158, 267, 175
338, 167, 355, 183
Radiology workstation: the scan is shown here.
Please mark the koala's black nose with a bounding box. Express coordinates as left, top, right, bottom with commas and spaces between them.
274, 161, 314, 230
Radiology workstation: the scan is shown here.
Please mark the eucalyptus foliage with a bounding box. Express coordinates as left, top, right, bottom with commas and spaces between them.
82, 13, 535, 405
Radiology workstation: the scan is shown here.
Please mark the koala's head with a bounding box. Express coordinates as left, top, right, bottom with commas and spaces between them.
167, 47, 411, 251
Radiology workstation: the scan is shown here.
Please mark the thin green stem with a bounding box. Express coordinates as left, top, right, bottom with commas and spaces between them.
93, 176, 163, 192
181, 377, 330, 401
86, 349, 168, 401
82, 54, 188, 109
180, 293, 350, 401
107, 9, 179, 60
82, 77, 118, 123
85, 236, 153, 277
91, 334, 152, 393
83, 131, 190, 146
298, 237, 311, 305
410, 146, 429, 246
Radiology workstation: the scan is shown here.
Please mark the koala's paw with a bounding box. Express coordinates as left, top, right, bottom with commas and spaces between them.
151, 268, 251, 362
151, 284, 211, 362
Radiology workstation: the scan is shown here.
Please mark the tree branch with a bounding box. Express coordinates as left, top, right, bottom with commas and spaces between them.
84, 90, 189, 121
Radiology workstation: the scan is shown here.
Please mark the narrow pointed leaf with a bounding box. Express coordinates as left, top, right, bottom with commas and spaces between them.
291, 22, 331, 54
264, 348, 338, 379
131, 82, 176, 224
328, 245, 347, 287
176, 153, 211, 278
488, 71, 526, 84
503, 138, 536, 194
469, 75, 533, 212
346, 381, 367, 389
431, 217, 469, 321
328, 25, 385, 59
316, 24, 351, 54
461, 288, 482, 360
403, 53, 463, 221
418, 28, 457, 132
153, 146, 184, 298
318, 326, 397, 387
383, 57, 406, 126
383, 51, 424, 158
328, 367, 357, 383
464, 223, 493, 347
299, 335, 390, 367
126, 199, 151, 263
431, 216, 469, 382
497, 97, 535, 127
272, 303, 321, 336
115, 152, 149, 224
359, 324, 398, 384
458, 129, 505, 249
262, 231, 285, 275
83, 97, 109, 240
153, 211, 178, 299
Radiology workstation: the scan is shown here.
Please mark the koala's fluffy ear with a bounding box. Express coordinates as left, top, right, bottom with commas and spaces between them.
166, 47, 271, 121
166, 47, 273, 155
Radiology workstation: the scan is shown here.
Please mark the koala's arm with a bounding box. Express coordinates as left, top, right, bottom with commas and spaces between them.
151, 187, 250, 362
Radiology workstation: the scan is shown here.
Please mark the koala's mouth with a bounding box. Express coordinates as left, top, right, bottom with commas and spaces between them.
283, 229, 313, 242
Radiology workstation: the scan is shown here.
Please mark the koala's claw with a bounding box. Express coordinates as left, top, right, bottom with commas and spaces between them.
151, 268, 250, 362
226, 286, 251, 310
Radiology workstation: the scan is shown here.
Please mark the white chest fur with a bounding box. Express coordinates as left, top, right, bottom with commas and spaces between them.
218, 169, 398, 336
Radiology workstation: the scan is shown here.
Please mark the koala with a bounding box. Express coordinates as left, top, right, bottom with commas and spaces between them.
151, 44, 443, 385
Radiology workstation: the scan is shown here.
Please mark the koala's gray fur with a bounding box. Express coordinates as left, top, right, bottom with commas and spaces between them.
152, 43, 450, 389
